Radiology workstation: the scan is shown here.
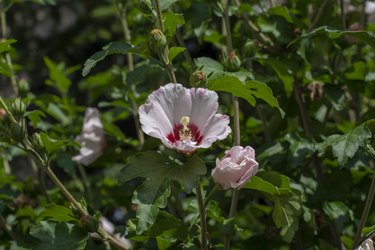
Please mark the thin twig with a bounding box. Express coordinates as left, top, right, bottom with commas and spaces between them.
196, 182, 208, 250
116, 1, 145, 149
308, 0, 331, 32
77, 163, 93, 202
352, 171, 375, 249
0, 214, 17, 241
0, 2, 18, 96
175, 28, 193, 66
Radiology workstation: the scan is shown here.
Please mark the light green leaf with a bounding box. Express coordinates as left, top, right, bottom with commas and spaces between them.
46, 103, 71, 126
259, 58, 293, 97
39, 132, 78, 155
168, 46, 185, 61
0, 39, 17, 54
164, 12, 185, 37
44, 57, 71, 95
268, 6, 293, 23
160, 0, 179, 10
289, 26, 375, 49
30, 221, 88, 250
82, 42, 147, 76
208, 76, 284, 116
24, 110, 46, 127
323, 201, 352, 220
244, 175, 280, 196
36, 204, 78, 223
0, 60, 13, 77
316, 120, 374, 166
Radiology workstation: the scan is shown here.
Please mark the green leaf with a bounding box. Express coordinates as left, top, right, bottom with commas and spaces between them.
259, 58, 293, 97
208, 76, 284, 116
323, 201, 352, 220
268, 6, 293, 23
39, 132, 78, 156
285, 133, 315, 169
0, 60, 13, 77
168, 46, 185, 61
244, 175, 280, 196
24, 110, 46, 127
36, 204, 78, 223
0, 39, 17, 54
30, 221, 88, 250
82, 42, 147, 77
46, 103, 71, 126
44, 57, 71, 95
289, 26, 375, 49
160, 0, 179, 10
119, 151, 206, 232
164, 12, 185, 37
149, 211, 188, 240
316, 120, 374, 166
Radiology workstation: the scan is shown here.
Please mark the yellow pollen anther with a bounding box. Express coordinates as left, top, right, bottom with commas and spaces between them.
179, 116, 192, 141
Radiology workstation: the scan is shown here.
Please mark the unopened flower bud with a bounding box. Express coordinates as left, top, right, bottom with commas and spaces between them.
9, 121, 26, 142
31, 133, 46, 155
212, 146, 258, 189
149, 29, 167, 52
132, 0, 152, 15
80, 215, 99, 233
307, 81, 324, 101
222, 51, 241, 72
0, 108, 6, 120
189, 70, 207, 87
18, 79, 30, 94
10, 99, 26, 120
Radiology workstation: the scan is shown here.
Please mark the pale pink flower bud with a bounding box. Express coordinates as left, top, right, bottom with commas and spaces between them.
212, 146, 258, 189
72, 108, 106, 165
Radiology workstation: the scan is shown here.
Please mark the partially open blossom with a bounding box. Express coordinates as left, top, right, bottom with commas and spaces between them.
212, 146, 258, 189
356, 237, 374, 250
72, 108, 106, 165
138, 83, 231, 153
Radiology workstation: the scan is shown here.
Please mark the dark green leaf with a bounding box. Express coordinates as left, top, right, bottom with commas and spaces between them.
30, 221, 88, 250
39, 132, 78, 155
160, 0, 179, 10
289, 26, 375, 49
82, 42, 147, 76
316, 120, 374, 166
24, 110, 46, 127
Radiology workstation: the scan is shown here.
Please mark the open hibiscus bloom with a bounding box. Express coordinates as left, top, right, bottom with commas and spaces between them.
138, 83, 231, 153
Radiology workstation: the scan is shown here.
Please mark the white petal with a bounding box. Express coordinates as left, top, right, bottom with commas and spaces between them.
199, 114, 231, 148
139, 99, 174, 139
189, 88, 218, 130
147, 83, 192, 125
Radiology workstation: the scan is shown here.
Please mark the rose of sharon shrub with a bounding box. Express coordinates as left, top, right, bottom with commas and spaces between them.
138, 83, 231, 153
212, 146, 258, 189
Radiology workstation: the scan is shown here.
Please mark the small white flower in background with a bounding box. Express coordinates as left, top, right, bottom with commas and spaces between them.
356, 238, 374, 250
72, 108, 105, 165
100, 217, 115, 235
138, 83, 231, 154
365, 1, 375, 14
212, 146, 258, 189
96, 217, 132, 249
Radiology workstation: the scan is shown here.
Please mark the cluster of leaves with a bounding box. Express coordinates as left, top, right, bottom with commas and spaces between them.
0, 0, 375, 249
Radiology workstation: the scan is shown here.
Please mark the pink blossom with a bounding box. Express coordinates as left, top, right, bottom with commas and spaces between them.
138, 83, 231, 153
212, 146, 258, 189
72, 108, 106, 165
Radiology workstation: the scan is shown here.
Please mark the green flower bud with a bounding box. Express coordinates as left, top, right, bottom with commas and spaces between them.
18, 79, 30, 94
9, 121, 26, 142
149, 28, 167, 54
10, 99, 26, 120
189, 70, 207, 87
31, 133, 46, 155
222, 51, 241, 72
80, 215, 99, 233
132, 0, 152, 15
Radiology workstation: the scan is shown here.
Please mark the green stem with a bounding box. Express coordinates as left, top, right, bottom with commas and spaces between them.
0, 2, 18, 96
77, 163, 93, 202
352, 171, 375, 249
153, 0, 177, 83
223, 1, 241, 249
0, 214, 17, 241
116, 1, 145, 150
196, 182, 208, 250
